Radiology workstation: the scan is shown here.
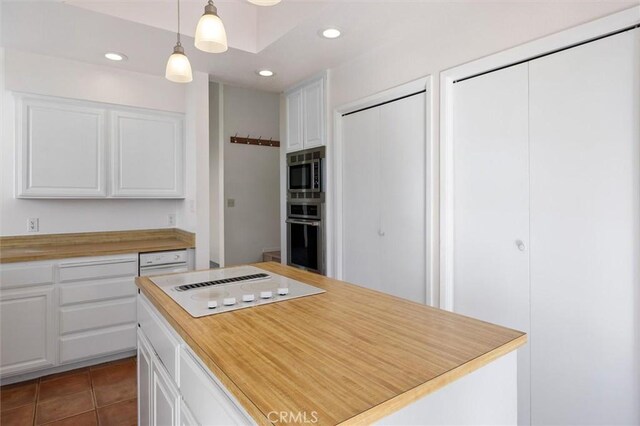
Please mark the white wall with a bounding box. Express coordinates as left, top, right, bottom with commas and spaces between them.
209, 82, 223, 266
0, 49, 208, 243
325, 2, 636, 284
222, 84, 280, 266
184, 71, 210, 269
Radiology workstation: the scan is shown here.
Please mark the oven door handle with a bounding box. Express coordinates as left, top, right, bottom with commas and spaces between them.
286, 219, 321, 227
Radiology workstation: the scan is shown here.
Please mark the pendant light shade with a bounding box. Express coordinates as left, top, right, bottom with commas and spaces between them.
166, 0, 192, 83
247, 0, 281, 5
166, 44, 193, 83
195, 0, 228, 53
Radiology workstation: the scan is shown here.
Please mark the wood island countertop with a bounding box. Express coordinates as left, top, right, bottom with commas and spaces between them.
0, 228, 195, 263
136, 262, 526, 426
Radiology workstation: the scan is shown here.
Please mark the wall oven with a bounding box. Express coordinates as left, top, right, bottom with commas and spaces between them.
286, 201, 324, 274
287, 150, 323, 193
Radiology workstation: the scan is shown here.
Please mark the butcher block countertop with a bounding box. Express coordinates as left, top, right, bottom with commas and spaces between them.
136, 262, 526, 426
0, 228, 195, 263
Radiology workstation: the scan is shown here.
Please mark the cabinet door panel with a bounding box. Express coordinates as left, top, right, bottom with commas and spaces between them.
16, 96, 107, 197
59, 324, 136, 364
138, 330, 153, 426
153, 359, 179, 426
111, 110, 184, 198
59, 278, 136, 305
0, 286, 56, 375
452, 63, 530, 424
286, 90, 303, 152
180, 347, 250, 425
303, 79, 324, 148
529, 29, 640, 426
60, 298, 136, 334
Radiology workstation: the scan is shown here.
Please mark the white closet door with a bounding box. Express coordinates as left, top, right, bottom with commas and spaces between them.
452, 63, 530, 425
529, 29, 640, 426
342, 107, 383, 293
342, 93, 426, 303
378, 94, 426, 303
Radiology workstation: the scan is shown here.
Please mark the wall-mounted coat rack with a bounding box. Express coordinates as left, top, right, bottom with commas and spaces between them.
230, 133, 280, 148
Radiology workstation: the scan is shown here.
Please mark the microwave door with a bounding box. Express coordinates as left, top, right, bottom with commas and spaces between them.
289, 164, 311, 191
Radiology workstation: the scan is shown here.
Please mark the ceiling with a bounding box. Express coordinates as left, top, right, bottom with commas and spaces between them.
1, 1, 636, 92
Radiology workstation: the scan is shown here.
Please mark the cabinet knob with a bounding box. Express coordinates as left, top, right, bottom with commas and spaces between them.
516, 240, 526, 252
378, 229, 386, 237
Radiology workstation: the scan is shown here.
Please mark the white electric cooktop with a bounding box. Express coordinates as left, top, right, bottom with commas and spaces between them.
149, 266, 325, 318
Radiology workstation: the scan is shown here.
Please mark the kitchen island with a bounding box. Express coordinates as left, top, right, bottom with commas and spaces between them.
136, 263, 526, 425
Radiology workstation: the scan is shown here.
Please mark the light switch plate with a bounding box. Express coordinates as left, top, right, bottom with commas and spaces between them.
28, 218, 39, 232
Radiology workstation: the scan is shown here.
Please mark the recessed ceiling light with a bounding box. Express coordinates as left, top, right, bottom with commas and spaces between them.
258, 70, 274, 77
247, 0, 281, 6
321, 28, 341, 39
105, 52, 127, 61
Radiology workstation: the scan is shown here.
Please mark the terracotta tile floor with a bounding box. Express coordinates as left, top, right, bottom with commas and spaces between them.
0, 357, 137, 426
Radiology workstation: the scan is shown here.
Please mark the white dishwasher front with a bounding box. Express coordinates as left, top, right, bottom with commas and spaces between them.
139, 250, 188, 277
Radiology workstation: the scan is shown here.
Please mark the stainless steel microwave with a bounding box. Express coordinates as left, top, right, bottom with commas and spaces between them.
288, 158, 322, 193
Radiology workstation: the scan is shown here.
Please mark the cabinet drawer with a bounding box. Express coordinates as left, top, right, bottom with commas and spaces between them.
0, 263, 54, 290
60, 298, 136, 334
59, 258, 137, 282
180, 347, 251, 425
138, 294, 179, 384
59, 278, 136, 305
59, 323, 136, 364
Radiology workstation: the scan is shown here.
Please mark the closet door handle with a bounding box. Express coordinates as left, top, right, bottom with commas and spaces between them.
515, 240, 526, 252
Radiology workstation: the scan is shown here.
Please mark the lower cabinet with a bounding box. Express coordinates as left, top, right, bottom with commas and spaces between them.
0, 254, 138, 378
0, 285, 56, 375
138, 330, 153, 426
137, 293, 253, 426
153, 357, 180, 426
180, 401, 198, 426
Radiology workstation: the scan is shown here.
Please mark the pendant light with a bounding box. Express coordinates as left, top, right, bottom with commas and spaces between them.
166, 0, 193, 83
194, 0, 228, 53
247, 0, 281, 5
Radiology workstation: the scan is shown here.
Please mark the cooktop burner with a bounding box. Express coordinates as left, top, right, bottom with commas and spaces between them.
149, 266, 325, 318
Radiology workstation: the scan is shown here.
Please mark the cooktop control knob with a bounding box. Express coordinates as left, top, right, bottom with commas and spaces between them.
260, 291, 273, 299
207, 300, 218, 309
242, 294, 255, 302
277, 288, 289, 296
223, 297, 236, 306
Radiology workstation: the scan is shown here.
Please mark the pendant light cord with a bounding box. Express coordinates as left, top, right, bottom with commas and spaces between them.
177, 0, 181, 46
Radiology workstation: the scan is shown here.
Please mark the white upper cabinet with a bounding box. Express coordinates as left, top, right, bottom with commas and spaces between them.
286, 89, 303, 152
14, 94, 185, 199
286, 76, 325, 153
303, 79, 324, 148
111, 110, 184, 198
16, 96, 107, 198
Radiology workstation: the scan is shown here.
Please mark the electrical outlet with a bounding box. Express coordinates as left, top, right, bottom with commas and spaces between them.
227, 199, 235, 208
28, 218, 39, 232
168, 214, 176, 226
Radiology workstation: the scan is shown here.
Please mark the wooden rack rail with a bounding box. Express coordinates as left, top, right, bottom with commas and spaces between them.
230, 134, 280, 148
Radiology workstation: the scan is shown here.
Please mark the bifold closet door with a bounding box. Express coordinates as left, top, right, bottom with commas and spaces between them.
343, 106, 383, 293
342, 93, 426, 303
452, 63, 531, 425
529, 28, 640, 426
378, 93, 426, 303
